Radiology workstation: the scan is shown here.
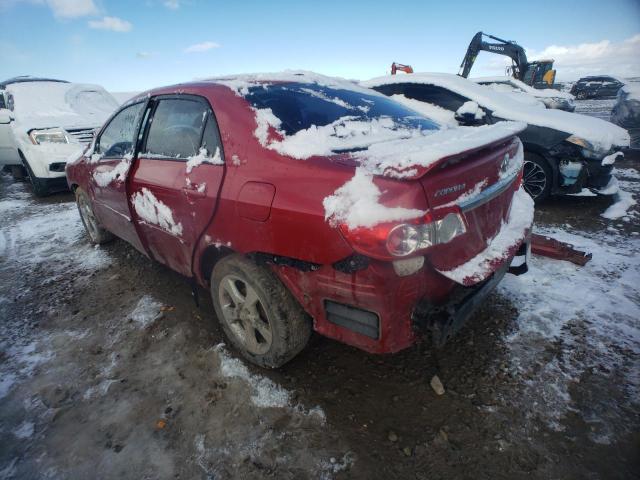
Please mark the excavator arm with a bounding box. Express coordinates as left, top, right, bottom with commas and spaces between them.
458, 31, 529, 80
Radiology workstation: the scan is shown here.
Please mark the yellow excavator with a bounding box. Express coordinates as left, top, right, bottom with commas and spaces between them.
459, 32, 556, 88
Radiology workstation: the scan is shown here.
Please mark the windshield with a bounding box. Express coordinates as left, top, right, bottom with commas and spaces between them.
245, 82, 439, 136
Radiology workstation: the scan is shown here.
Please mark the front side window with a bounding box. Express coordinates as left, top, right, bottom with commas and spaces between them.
144, 99, 208, 158
98, 102, 145, 158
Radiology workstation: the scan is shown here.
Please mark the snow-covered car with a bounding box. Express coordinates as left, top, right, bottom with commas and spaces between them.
364, 73, 630, 201
0, 76, 120, 196
66, 72, 533, 367
473, 76, 576, 112
570, 76, 625, 100
611, 83, 640, 150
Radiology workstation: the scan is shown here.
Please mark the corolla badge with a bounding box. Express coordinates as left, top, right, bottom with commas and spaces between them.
434, 183, 466, 197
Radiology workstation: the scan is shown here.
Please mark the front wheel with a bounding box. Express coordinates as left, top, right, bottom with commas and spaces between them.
522, 152, 553, 202
75, 187, 114, 244
211, 254, 311, 368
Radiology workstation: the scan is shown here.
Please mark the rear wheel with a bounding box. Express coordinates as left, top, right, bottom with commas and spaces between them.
576, 91, 588, 100
211, 254, 311, 368
522, 152, 552, 202
75, 187, 114, 244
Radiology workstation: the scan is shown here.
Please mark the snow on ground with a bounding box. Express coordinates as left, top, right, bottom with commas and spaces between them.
498, 227, 640, 439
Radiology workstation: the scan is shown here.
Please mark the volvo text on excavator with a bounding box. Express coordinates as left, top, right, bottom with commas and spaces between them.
458, 32, 556, 88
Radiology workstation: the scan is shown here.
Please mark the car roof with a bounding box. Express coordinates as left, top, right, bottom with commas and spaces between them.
0, 76, 69, 89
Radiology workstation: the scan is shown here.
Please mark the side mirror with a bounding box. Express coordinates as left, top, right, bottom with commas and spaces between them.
454, 102, 488, 126
0, 109, 13, 125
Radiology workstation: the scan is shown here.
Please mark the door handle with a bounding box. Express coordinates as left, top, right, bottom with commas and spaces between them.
182, 186, 206, 198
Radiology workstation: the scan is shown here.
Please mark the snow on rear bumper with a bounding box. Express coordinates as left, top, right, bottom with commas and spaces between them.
436, 187, 534, 286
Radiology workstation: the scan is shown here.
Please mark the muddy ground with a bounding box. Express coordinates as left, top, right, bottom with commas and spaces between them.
1, 120, 639, 478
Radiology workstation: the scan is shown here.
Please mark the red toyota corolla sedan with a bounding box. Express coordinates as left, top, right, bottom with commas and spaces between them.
66, 72, 533, 368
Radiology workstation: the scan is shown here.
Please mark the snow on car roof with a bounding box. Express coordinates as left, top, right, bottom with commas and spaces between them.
7, 81, 120, 130
201, 70, 527, 178
363, 73, 629, 151
204, 70, 374, 97
471, 76, 574, 100
620, 82, 640, 101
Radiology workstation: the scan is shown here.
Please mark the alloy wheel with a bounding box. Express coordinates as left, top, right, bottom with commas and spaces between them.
522, 160, 547, 199
218, 275, 273, 355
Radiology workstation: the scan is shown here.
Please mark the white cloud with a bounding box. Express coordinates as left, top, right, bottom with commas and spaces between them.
163, 0, 180, 9
46, 0, 97, 18
529, 34, 640, 80
136, 51, 154, 59
470, 34, 640, 81
184, 41, 220, 53
88, 16, 132, 32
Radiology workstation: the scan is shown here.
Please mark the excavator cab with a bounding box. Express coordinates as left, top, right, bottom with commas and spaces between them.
522, 60, 556, 88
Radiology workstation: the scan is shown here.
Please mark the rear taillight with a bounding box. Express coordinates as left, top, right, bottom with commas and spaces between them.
339, 210, 467, 261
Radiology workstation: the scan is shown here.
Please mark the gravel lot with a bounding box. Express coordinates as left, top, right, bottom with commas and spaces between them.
1, 101, 638, 479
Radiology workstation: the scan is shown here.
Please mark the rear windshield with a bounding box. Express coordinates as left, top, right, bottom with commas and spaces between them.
244, 82, 439, 136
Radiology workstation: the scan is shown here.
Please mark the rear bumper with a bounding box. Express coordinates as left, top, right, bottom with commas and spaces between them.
414, 238, 529, 346
274, 188, 533, 354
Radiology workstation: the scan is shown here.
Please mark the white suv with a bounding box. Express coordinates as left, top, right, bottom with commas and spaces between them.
0, 77, 119, 196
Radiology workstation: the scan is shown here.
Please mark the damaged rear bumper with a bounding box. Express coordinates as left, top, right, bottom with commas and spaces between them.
413, 236, 530, 347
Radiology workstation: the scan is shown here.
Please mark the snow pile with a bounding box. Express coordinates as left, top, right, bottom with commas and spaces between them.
7, 81, 119, 130
186, 146, 223, 173
92, 153, 132, 187
456, 101, 486, 119
437, 187, 534, 285
214, 344, 291, 408
602, 189, 636, 219
363, 73, 630, 152
601, 151, 623, 166
498, 227, 640, 435
129, 295, 164, 328
323, 168, 425, 229
472, 76, 575, 100
390, 94, 457, 127
132, 188, 183, 236
255, 114, 423, 161
620, 82, 640, 101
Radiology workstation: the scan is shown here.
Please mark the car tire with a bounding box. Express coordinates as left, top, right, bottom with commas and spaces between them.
75, 187, 114, 244
211, 254, 312, 368
522, 152, 552, 202
18, 152, 48, 197
576, 91, 588, 100
9, 165, 27, 180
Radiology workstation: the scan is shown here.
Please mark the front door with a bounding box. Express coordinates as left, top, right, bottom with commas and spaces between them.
90, 101, 147, 253
129, 95, 225, 277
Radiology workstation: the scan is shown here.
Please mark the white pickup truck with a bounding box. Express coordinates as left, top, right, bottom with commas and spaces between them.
0, 76, 119, 196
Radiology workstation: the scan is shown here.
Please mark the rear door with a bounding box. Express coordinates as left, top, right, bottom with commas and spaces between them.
129, 95, 225, 277
90, 101, 147, 253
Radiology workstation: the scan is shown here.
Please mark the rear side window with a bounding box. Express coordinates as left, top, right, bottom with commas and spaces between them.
98, 102, 145, 158
373, 83, 467, 112
402, 84, 468, 111
144, 99, 208, 158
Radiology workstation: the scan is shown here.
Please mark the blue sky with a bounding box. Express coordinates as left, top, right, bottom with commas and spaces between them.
1, 0, 639, 91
